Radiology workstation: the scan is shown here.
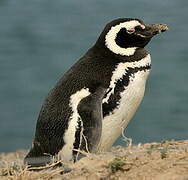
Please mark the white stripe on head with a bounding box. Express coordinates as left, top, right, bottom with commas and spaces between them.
105, 20, 141, 56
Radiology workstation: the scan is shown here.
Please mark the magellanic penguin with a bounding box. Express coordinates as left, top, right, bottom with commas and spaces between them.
24, 18, 168, 166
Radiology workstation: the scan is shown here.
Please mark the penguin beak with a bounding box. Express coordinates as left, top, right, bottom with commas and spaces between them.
136, 24, 169, 38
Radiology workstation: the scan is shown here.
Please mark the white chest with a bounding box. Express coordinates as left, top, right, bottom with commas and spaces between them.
98, 55, 151, 151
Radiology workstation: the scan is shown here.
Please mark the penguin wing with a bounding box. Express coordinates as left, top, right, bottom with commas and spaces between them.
77, 86, 106, 152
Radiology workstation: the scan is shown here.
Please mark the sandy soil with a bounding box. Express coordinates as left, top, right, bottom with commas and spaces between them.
1, 140, 188, 180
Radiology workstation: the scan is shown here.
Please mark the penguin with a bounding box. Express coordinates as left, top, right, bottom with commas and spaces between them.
24, 18, 168, 166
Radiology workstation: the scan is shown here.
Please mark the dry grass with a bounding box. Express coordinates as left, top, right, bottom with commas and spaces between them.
1, 140, 188, 180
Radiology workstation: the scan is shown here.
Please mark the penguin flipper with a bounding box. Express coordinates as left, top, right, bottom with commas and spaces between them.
77, 87, 106, 153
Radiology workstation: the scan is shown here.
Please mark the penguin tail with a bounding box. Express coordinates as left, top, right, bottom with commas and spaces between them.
24, 144, 52, 167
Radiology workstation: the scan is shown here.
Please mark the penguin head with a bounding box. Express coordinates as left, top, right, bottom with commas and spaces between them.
95, 18, 168, 56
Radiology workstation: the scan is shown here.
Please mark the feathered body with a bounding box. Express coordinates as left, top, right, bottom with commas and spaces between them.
24, 18, 168, 166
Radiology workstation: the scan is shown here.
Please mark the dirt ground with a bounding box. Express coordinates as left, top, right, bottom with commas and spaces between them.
1, 140, 188, 180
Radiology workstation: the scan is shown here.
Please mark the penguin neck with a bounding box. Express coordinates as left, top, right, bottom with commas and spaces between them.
91, 41, 149, 63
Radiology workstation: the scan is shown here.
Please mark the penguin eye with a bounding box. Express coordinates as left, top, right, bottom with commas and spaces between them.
135, 26, 142, 31
135, 25, 145, 31
126, 28, 135, 34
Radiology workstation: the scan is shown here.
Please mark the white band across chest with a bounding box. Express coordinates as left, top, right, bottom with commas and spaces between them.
102, 54, 151, 104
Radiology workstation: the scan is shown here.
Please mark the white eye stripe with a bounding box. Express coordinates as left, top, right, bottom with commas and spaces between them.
105, 20, 141, 56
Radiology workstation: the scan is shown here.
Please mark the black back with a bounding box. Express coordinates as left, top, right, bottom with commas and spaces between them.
25, 18, 150, 165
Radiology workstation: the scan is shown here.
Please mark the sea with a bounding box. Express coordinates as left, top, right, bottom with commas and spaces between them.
0, 0, 188, 152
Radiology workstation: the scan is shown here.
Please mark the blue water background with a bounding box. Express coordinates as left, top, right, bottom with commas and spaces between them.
0, 0, 188, 152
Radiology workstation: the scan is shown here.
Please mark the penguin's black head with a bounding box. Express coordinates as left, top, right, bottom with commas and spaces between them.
95, 18, 168, 56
